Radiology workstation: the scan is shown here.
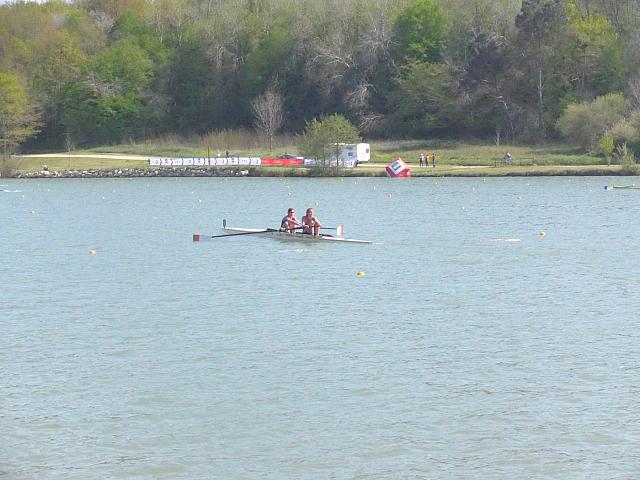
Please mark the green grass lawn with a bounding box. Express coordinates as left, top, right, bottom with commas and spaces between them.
8, 156, 149, 173
369, 140, 602, 166
82, 138, 602, 167
9, 139, 633, 176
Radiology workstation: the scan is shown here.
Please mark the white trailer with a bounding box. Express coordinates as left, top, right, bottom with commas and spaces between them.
336, 143, 370, 165
302, 143, 371, 168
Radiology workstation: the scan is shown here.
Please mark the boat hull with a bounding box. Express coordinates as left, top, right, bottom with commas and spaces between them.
223, 227, 371, 244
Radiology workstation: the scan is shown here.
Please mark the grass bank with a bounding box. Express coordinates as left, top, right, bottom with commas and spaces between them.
11, 138, 638, 177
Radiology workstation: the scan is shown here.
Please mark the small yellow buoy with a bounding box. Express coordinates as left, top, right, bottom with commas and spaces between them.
30, 209, 36, 214
197, 198, 203, 203
356, 271, 365, 277
288, 192, 292, 197
89, 249, 97, 255
539, 231, 546, 237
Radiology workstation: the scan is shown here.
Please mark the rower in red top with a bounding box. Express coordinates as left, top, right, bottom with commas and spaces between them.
301, 207, 322, 236
280, 207, 302, 233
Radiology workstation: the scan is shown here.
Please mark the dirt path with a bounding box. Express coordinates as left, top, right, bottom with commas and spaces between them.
22, 153, 149, 160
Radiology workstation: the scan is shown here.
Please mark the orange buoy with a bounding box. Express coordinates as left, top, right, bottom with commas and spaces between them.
193, 233, 201, 242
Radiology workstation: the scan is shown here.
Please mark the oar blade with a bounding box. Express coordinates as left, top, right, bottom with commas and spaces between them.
336, 224, 344, 237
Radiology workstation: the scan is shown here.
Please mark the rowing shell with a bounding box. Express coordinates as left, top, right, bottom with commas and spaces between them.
222, 227, 372, 244
612, 184, 640, 189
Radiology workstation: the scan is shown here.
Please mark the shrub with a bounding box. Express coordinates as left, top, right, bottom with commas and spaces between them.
599, 134, 614, 165
557, 93, 627, 150
603, 109, 640, 158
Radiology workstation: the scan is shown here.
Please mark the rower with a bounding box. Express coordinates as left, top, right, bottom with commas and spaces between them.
301, 207, 322, 236
280, 208, 302, 233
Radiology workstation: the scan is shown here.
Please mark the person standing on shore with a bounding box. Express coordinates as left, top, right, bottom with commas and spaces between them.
302, 208, 322, 236
419, 152, 424, 167
432, 153, 437, 168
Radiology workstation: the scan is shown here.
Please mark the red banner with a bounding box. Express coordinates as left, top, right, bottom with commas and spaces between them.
261, 158, 304, 166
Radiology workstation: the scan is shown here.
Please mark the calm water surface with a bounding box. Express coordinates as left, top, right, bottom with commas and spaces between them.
2, 177, 640, 479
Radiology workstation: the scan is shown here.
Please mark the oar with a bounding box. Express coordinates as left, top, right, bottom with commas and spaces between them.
193, 229, 278, 241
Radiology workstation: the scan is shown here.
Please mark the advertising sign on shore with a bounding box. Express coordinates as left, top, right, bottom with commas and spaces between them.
149, 155, 360, 168
149, 157, 262, 166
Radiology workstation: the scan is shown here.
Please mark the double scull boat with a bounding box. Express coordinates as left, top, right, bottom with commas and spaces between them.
192, 220, 372, 244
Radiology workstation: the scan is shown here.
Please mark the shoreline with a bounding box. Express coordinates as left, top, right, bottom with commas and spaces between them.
6, 164, 640, 178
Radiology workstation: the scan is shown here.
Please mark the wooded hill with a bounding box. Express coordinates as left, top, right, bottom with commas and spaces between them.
1, 0, 640, 154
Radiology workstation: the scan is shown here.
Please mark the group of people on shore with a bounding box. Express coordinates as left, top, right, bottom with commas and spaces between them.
281, 207, 322, 235
418, 152, 436, 168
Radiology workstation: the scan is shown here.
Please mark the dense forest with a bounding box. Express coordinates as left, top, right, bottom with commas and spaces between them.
1, 0, 640, 154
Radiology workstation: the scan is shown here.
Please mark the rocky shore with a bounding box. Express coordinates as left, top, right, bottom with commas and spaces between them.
14, 167, 252, 178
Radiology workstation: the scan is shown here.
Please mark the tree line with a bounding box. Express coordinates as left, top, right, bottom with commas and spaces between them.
1, 0, 640, 155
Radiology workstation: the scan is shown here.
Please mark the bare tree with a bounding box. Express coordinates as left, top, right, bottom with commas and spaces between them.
629, 74, 640, 108
252, 88, 283, 151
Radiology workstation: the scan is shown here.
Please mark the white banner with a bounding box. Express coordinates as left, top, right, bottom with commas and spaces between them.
303, 158, 357, 168
150, 157, 263, 167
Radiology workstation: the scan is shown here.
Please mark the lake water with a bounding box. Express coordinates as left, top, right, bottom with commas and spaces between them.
2, 176, 640, 479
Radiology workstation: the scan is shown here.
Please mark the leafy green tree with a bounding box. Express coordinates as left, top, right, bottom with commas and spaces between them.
302, 114, 361, 169
61, 38, 156, 144
89, 39, 153, 94
459, 32, 519, 142
0, 72, 38, 154
58, 81, 99, 144
169, 38, 228, 133
515, 0, 572, 137
242, 27, 292, 100
392, 0, 449, 65
387, 61, 461, 137
568, 11, 626, 99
